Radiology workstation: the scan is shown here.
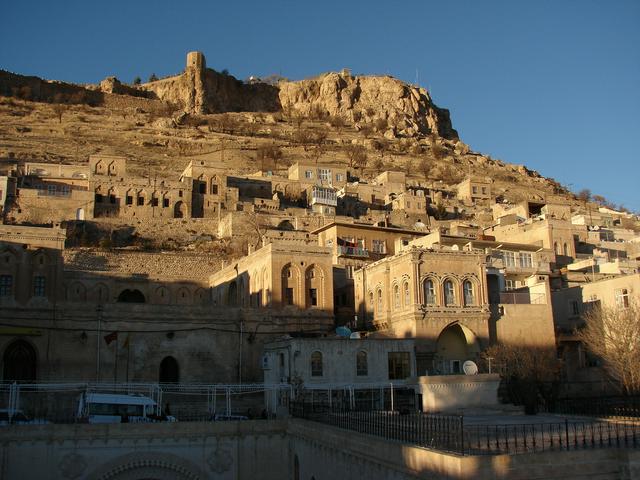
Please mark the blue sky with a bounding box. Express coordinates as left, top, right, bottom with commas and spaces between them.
1, 1, 638, 211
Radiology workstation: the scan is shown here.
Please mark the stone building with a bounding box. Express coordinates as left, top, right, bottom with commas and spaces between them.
354, 244, 556, 376
288, 162, 348, 188
209, 242, 335, 316
456, 176, 492, 206
90, 155, 192, 219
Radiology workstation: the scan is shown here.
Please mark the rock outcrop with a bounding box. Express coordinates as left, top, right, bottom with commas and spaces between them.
278, 70, 458, 139
140, 53, 457, 139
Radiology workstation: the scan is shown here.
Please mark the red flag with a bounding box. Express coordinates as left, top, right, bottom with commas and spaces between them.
104, 331, 118, 345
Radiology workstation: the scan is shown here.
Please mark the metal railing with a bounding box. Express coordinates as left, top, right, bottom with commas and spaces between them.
552, 396, 640, 419
337, 246, 369, 257
290, 402, 640, 455
0, 382, 289, 425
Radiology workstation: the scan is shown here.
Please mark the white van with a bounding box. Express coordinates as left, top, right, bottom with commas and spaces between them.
77, 393, 176, 424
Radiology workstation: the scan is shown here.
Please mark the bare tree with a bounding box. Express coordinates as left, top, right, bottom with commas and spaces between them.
345, 144, 368, 169
431, 143, 448, 161
328, 115, 346, 134
576, 189, 592, 203
482, 343, 562, 412
51, 104, 66, 124
576, 302, 640, 394
256, 143, 283, 172
359, 124, 373, 139
371, 157, 385, 176
418, 158, 432, 181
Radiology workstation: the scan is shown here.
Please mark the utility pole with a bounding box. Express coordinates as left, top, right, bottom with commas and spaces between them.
96, 305, 103, 382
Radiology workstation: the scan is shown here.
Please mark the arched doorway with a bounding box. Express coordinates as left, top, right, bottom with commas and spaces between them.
277, 220, 295, 231
174, 201, 186, 218
159, 356, 179, 383
3, 340, 37, 382
117, 289, 146, 303
435, 323, 479, 375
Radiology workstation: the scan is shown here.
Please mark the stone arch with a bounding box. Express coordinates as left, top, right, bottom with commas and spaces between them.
3, 339, 37, 382
92, 283, 110, 303
277, 219, 295, 231
305, 264, 325, 308
155, 286, 170, 305
174, 200, 186, 218
86, 451, 205, 480
67, 281, 87, 302
194, 288, 208, 305
442, 277, 458, 306
461, 277, 478, 306
117, 289, 146, 303
176, 287, 192, 305
159, 356, 180, 383
435, 323, 480, 374
281, 263, 302, 306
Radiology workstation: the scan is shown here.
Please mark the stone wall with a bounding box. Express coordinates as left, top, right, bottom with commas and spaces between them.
0, 418, 637, 479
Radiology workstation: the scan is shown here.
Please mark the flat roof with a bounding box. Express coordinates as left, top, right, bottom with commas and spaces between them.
310, 221, 425, 236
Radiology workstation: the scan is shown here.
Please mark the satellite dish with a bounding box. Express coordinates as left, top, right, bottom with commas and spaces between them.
349, 332, 361, 339
463, 360, 478, 375
451, 245, 460, 251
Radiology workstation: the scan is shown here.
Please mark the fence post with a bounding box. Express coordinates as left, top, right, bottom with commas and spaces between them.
565, 419, 570, 450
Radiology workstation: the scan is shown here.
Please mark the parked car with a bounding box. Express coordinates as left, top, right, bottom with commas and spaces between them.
76, 393, 177, 424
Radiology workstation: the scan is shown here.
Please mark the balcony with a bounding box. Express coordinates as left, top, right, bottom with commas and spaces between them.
489, 257, 549, 273
337, 246, 369, 258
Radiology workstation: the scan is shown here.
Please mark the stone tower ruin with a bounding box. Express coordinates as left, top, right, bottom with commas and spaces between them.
185, 51, 206, 114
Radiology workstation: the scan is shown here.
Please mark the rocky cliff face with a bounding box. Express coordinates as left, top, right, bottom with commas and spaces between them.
278, 71, 458, 139
139, 53, 457, 139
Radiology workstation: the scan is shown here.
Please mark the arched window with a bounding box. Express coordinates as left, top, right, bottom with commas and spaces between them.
311, 351, 323, 377
554, 242, 560, 255
3, 340, 37, 382
117, 289, 145, 303
463, 280, 475, 306
424, 279, 436, 305
159, 356, 179, 383
444, 280, 455, 306
393, 284, 400, 308
376, 289, 383, 313
403, 281, 410, 307
356, 351, 368, 376
563, 242, 569, 256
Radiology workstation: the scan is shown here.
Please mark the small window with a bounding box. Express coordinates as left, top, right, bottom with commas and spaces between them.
403, 281, 410, 306
372, 239, 385, 254
211, 184, 218, 195
519, 252, 533, 269
126, 195, 133, 205
377, 289, 383, 313
570, 300, 580, 316
285, 288, 294, 305
615, 289, 630, 309
163, 198, 169, 208
481, 187, 487, 195
305, 170, 313, 179
388, 352, 410, 380
503, 251, 516, 268
47, 185, 56, 195
137, 196, 144, 206
335, 173, 343, 182
109, 194, 116, 204
95, 193, 104, 203
199, 183, 206, 194
444, 280, 455, 306
472, 186, 478, 194
311, 351, 323, 376
463, 280, 475, 306
309, 288, 318, 306
179, 190, 183, 197
356, 351, 368, 376
151, 197, 159, 207
394, 284, 400, 308
33, 276, 46, 297
0, 275, 13, 296
424, 280, 436, 305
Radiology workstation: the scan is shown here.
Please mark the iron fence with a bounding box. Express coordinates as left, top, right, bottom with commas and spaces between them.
290, 401, 640, 455
552, 395, 640, 419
